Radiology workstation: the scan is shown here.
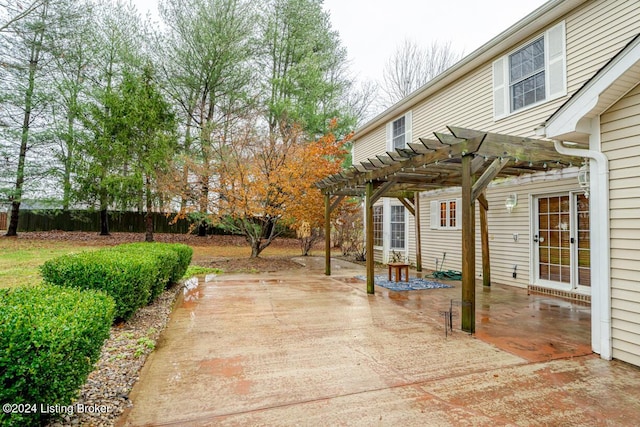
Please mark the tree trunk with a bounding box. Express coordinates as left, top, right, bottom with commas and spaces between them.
6, 201, 21, 237
62, 85, 78, 211
145, 175, 154, 242
145, 212, 154, 242
100, 208, 110, 235
250, 242, 262, 258
197, 220, 207, 237
62, 149, 72, 211
6, 7, 46, 236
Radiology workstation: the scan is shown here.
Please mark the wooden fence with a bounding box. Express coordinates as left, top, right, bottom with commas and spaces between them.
0, 212, 6, 231
17, 210, 191, 234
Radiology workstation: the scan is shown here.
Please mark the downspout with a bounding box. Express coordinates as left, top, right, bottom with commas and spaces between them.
553, 132, 611, 360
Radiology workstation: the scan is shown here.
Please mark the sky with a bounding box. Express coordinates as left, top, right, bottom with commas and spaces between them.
132, 0, 549, 83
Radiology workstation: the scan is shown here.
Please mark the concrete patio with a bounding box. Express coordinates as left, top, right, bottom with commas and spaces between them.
118, 258, 640, 426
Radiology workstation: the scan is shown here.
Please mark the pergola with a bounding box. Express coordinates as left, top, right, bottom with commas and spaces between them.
317, 126, 583, 333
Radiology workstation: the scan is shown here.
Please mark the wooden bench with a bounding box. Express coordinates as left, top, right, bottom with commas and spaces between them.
387, 262, 410, 282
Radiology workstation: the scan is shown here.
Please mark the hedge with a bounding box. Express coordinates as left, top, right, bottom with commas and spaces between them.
41, 250, 157, 321
0, 285, 114, 427
109, 243, 193, 302
41, 243, 193, 320
113, 242, 192, 283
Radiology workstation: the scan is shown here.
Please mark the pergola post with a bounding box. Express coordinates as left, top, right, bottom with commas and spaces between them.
478, 193, 491, 287
365, 181, 375, 294
461, 154, 476, 333
414, 192, 422, 272
324, 193, 331, 276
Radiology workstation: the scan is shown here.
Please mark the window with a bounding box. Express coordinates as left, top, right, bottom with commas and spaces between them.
493, 21, 566, 119
431, 199, 461, 230
392, 116, 406, 149
373, 205, 383, 247
510, 37, 545, 111
389, 205, 405, 249
386, 111, 412, 150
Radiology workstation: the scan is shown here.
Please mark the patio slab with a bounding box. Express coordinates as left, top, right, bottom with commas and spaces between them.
118, 259, 640, 426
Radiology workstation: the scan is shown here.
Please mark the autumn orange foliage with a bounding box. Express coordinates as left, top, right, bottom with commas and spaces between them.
209, 118, 351, 257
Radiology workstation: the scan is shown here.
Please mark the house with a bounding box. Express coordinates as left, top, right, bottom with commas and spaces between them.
317, 0, 640, 368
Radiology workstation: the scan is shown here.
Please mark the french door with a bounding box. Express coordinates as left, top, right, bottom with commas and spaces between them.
533, 193, 590, 292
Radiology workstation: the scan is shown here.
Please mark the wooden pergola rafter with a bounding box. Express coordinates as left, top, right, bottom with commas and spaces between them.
317, 126, 583, 333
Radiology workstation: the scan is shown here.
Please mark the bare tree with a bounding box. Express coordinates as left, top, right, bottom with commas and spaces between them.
381, 38, 463, 107
344, 79, 380, 127
0, 0, 45, 33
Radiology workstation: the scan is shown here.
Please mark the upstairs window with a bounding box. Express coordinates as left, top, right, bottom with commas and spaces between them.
510, 37, 545, 111
493, 21, 566, 119
386, 111, 412, 150
392, 116, 406, 149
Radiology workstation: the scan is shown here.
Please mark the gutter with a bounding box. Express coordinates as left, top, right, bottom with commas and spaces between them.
553, 136, 611, 360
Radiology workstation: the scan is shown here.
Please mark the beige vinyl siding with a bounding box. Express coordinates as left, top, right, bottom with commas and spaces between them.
373, 248, 384, 264
419, 174, 581, 289
352, 126, 386, 164
566, 0, 640, 92
601, 82, 640, 367
352, 0, 640, 162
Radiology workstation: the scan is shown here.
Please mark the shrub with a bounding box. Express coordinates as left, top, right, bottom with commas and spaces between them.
164, 243, 193, 283
112, 242, 193, 288
0, 285, 114, 427
108, 243, 178, 301
41, 243, 194, 319
41, 250, 157, 321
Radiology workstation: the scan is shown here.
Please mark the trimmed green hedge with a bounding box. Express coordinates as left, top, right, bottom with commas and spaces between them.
0, 285, 114, 427
41, 243, 193, 320
41, 250, 157, 320
113, 243, 192, 287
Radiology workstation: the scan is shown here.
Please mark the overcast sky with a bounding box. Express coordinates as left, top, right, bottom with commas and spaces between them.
132, 0, 549, 83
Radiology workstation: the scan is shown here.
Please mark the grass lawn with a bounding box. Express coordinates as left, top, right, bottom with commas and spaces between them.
0, 239, 102, 289
0, 232, 325, 289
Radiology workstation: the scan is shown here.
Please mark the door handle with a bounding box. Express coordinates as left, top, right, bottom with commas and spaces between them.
533, 235, 539, 243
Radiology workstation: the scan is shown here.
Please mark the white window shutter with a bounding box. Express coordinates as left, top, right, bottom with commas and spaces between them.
405, 111, 412, 147
386, 122, 392, 151
546, 21, 566, 99
430, 200, 438, 230
492, 57, 508, 120
455, 198, 462, 230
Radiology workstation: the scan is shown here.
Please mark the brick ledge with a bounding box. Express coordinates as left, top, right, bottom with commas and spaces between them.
528, 285, 591, 304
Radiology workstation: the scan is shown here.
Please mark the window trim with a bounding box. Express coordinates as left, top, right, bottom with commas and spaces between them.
509, 36, 546, 112
389, 204, 406, 250
373, 204, 383, 248
430, 198, 462, 230
386, 111, 412, 151
493, 21, 566, 120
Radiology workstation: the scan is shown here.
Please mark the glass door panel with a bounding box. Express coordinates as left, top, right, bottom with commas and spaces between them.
576, 194, 590, 288
538, 195, 571, 284
534, 193, 590, 291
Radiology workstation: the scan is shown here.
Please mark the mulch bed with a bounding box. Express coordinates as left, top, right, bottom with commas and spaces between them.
47, 284, 182, 427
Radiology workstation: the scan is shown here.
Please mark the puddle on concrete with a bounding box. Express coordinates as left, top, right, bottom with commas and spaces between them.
181, 276, 203, 309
